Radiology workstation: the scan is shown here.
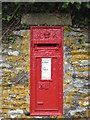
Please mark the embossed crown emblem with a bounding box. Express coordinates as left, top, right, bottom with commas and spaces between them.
44, 32, 50, 38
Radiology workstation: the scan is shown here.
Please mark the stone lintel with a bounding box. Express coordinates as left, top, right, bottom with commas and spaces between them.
21, 13, 72, 26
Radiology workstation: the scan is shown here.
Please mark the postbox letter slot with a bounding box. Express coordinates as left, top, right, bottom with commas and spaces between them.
34, 44, 59, 47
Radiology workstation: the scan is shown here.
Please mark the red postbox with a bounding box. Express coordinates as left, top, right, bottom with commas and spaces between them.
30, 26, 63, 116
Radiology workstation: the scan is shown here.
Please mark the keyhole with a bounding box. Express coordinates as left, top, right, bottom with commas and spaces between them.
41, 85, 42, 89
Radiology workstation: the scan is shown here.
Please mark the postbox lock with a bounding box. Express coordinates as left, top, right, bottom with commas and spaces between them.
41, 85, 42, 89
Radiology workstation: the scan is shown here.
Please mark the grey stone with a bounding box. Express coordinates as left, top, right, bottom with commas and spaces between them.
79, 89, 88, 93
13, 30, 29, 36
0, 55, 6, 63
67, 86, 74, 92
0, 63, 10, 68
10, 114, 16, 118
8, 50, 19, 56
68, 108, 86, 116
21, 13, 72, 25
8, 109, 23, 115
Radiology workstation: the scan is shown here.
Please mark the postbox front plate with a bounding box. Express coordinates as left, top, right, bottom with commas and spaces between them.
30, 26, 63, 116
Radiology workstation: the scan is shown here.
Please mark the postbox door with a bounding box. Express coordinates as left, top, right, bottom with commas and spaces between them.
36, 57, 58, 110
31, 48, 63, 115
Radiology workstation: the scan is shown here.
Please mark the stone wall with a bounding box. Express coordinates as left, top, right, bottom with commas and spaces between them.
0, 26, 89, 119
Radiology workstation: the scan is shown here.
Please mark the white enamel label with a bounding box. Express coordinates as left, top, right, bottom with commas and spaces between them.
41, 58, 51, 80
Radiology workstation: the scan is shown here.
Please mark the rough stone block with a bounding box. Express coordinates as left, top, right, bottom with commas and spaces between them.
21, 13, 72, 26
